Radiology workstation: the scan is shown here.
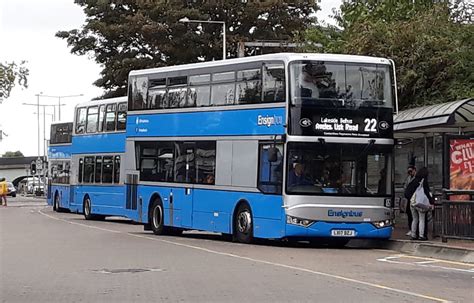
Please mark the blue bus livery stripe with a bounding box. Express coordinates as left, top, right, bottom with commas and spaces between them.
127, 107, 286, 137
48, 145, 72, 159
72, 133, 126, 154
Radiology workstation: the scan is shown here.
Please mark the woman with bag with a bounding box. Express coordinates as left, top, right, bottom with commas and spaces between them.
404, 167, 434, 241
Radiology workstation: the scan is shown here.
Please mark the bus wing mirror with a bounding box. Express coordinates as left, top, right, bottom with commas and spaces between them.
268, 147, 278, 162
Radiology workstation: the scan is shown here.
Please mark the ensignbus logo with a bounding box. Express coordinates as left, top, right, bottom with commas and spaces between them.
328, 210, 363, 218
257, 115, 283, 127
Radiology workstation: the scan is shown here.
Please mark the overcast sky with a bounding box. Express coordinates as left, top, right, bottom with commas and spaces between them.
0, 0, 341, 157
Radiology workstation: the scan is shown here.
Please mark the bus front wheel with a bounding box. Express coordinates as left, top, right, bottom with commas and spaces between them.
150, 200, 165, 235
234, 204, 254, 244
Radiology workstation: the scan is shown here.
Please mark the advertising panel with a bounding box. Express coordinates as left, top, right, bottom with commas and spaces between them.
449, 137, 474, 200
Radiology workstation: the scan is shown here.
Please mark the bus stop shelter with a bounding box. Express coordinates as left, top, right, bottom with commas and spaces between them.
393, 98, 473, 241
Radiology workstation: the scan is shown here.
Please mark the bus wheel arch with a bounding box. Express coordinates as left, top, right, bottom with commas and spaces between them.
233, 200, 254, 244
149, 194, 165, 235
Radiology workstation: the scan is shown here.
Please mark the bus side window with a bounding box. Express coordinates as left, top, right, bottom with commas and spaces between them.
263, 63, 285, 103
117, 103, 127, 130
75, 107, 87, 134
78, 158, 84, 183
95, 156, 103, 183
114, 155, 120, 184
102, 156, 113, 183
84, 156, 95, 183
236, 69, 262, 104
132, 76, 148, 110
211, 71, 235, 106
189, 74, 210, 107
98, 105, 106, 132
258, 143, 283, 194
196, 141, 216, 185
105, 104, 117, 131
86, 106, 99, 133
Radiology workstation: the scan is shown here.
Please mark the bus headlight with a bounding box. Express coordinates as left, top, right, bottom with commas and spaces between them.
286, 215, 314, 227
372, 220, 392, 228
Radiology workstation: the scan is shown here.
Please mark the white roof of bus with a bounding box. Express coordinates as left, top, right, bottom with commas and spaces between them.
129, 53, 391, 77
75, 96, 128, 109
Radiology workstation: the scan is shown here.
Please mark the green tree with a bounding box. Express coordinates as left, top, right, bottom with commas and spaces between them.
0, 61, 29, 100
302, 0, 473, 109
57, 0, 318, 97
2, 151, 24, 158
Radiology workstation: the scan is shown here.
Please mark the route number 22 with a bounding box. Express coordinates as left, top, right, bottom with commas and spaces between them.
364, 118, 377, 132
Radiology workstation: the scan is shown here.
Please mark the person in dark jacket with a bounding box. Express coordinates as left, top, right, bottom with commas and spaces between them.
404, 167, 434, 240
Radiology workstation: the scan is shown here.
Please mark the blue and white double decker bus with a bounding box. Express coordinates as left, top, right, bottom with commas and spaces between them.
48, 122, 73, 211
68, 97, 128, 219
124, 53, 397, 245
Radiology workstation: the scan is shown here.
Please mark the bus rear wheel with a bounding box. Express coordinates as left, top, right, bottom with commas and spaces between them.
150, 200, 165, 235
53, 193, 60, 212
83, 197, 94, 220
234, 204, 254, 244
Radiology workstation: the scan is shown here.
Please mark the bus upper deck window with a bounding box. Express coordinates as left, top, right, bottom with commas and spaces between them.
132, 77, 148, 110
75, 107, 87, 134
263, 64, 285, 103
117, 103, 127, 130
105, 104, 117, 131
86, 106, 99, 133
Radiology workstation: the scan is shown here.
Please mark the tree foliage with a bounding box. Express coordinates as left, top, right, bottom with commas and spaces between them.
0, 61, 29, 100
57, 0, 318, 98
302, 0, 473, 109
2, 151, 24, 158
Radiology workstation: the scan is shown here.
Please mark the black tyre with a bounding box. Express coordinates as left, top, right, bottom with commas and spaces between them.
150, 199, 165, 235
53, 193, 60, 212
11, 193, 16, 198
234, 203, 254, 244
83, 196, 94, 220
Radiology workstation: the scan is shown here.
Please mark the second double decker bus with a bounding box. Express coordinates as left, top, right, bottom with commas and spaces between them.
68, 97, 128, 219
122, 53, 397, 245
48, 122, 73, 211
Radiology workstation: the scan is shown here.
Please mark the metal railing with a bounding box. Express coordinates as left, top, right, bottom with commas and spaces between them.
438, 189, 474, 242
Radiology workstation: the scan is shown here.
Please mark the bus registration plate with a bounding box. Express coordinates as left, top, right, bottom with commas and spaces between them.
331, 230, 355, 237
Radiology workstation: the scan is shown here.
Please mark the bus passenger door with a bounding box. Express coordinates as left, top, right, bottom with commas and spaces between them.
174, 143, 195, 228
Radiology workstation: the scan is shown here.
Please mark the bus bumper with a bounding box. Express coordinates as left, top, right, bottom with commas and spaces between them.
285, 221, 393, 239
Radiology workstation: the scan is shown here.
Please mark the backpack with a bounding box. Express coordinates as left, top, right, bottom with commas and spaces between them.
410, 178, 431, 212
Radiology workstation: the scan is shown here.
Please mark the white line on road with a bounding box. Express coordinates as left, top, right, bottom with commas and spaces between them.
39, 208, 451, 303
377, 256, 474, 274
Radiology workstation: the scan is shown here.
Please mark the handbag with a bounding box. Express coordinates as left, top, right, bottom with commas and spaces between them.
410, 178, 431, 211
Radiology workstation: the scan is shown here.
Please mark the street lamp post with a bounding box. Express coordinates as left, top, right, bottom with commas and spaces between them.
40, 94, 83, 121
179, 17, 226, 60
23, 100, 55, 158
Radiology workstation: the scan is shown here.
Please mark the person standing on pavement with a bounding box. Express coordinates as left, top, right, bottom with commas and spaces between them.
403, 165, 416, 236
404, 167, 434, 241
0, 178, 8, 206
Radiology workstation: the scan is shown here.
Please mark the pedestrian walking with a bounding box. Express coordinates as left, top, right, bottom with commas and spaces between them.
403, 165, 416, 236
404, 167, 434, 240
0, 178, 8, 206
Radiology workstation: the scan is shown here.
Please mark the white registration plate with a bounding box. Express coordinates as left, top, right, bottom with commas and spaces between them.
331, 229, 355, 237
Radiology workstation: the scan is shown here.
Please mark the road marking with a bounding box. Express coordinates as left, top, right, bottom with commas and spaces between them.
39, 208, 450, 303
377, 256, 474, 274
